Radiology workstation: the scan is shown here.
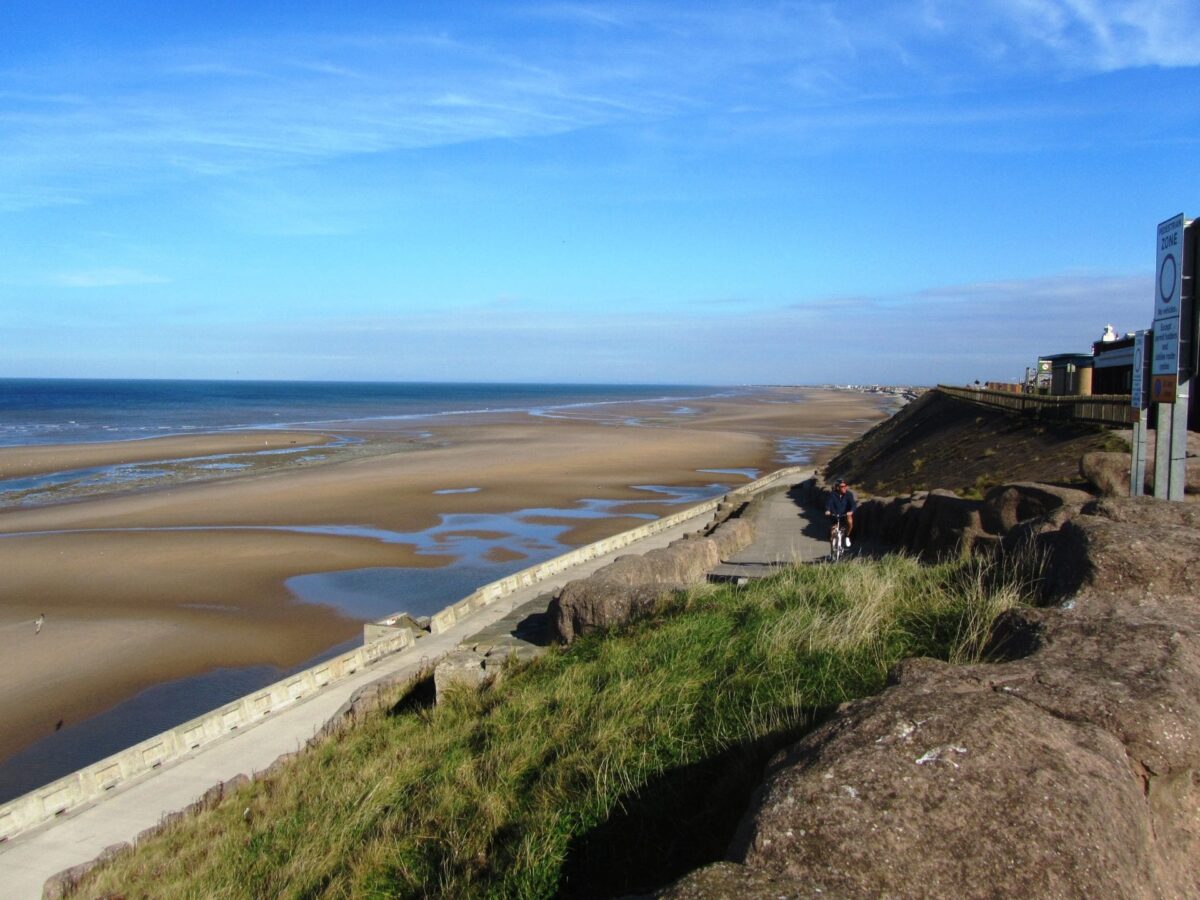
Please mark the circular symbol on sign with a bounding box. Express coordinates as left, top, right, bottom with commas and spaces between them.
1160, 252, 1178, 304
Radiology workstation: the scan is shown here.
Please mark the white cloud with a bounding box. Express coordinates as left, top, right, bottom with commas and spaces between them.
1, 3, 1194, 213
961, 0, 1200, 71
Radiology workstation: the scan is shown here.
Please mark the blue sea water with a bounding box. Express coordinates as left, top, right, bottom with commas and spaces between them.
0, 378, 725, 447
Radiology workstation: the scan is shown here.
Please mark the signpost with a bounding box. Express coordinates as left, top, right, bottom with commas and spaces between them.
1035, 357, 1051, 392
1150, 214, 1191, 501
1130, 330, 1149, 496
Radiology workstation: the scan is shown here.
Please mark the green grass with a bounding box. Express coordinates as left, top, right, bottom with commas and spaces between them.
81, 554, 1035, 899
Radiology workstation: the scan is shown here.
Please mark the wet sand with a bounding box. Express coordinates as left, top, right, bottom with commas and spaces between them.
0, 388, 886, 765
0, 431, 337, 480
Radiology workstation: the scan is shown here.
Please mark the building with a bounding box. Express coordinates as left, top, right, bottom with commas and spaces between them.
1040, 352, 1094, 396
1091, 333, 1136, 394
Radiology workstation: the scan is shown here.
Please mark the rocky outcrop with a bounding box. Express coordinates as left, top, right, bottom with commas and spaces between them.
1035, 497, 1200, 607
654, 492, 1200, 899
1079, 450, 1131, 496
550, 517, 756, 644
852, 481, 1092, 558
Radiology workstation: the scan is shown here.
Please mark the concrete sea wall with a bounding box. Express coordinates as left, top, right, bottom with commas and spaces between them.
0, 465, 808, 842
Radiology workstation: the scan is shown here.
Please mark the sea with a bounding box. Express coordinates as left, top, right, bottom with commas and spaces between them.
0, 378, 729, 447
0, 378, 756, 801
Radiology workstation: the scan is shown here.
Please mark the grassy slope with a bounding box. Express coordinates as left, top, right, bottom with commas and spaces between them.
825, 390, 1124, 498
83, 555, 1031, 898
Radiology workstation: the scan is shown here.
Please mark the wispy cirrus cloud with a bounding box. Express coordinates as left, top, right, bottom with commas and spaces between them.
2, 2, 1195, 213
986, 0, 1200, 71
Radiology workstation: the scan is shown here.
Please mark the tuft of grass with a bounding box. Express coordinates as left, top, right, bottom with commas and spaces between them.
1100, 430, 1132, 452
81, 554, 1035, 899
958, 472, 1002, 500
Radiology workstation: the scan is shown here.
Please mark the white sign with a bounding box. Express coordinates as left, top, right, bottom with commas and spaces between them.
1153, 315, 1180, 377
1152, 213, 1186, 377
1131, 330, 1148, 409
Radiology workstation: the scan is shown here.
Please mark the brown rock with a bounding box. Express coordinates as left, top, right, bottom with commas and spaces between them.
1081, 495, 1200, 528
996, 609, 1200, 777
1079, 450, 1131, 496
42, 842, 130, 899
911, 489, 983, 555
1040, 511, 1200, 604
549, 582, 675, 644
548, 532, 735, 643
707, 518, 755, 559
650, 861, 810, 898
433, 649, 489, 701
729, 657, 1160, 899
982, 482, 1092, 534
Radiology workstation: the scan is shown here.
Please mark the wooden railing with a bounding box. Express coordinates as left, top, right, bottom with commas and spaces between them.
936, 385, 1136, 426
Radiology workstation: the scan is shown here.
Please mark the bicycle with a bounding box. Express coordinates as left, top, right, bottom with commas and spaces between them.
829, 513, 851, 562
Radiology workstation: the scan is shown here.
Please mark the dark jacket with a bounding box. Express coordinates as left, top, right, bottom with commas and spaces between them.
825, 489, 857, 517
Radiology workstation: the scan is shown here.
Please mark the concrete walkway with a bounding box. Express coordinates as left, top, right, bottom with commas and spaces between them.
709, 482, 834, 582
0, 513, 711, 899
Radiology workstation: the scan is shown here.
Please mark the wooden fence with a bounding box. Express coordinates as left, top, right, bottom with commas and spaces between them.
936, 385, 1136, 426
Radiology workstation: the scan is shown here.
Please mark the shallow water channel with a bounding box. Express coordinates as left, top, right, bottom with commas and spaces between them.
0, 481, 738, 804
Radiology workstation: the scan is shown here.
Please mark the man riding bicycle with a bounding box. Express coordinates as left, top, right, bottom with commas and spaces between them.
825, 478, 857, 547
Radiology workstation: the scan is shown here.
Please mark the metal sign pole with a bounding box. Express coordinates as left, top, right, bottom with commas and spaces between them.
1154, 402, 1172, 498
1131, 408, 1148, 496
1170, 377, 1189, 500
1130, 330, 1148, 497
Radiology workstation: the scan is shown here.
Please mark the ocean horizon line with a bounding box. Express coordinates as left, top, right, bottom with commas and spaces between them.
0, 380, 763, 448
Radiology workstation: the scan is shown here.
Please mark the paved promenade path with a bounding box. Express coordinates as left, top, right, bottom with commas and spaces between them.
709, 481, 833, 581
0, 513, 713, 899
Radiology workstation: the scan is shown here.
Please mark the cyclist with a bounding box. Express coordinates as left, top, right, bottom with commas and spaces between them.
825, 478, 857, 548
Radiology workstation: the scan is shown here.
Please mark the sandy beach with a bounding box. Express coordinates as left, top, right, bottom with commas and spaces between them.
0, 388, 886, 768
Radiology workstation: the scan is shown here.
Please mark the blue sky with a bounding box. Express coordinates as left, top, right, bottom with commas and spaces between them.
1, 1, 1197, 385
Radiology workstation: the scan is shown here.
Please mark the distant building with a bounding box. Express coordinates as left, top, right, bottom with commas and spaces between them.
1091, 333, 1136, 394
1040, 353, 1094, 396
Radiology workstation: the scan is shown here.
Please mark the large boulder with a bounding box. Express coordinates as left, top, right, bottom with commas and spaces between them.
582, 538, 721, 589
1079, 451, 1130, 496
981, 482, 1092, 534
723, 642, 1199, 899
856, 490, 985, 557
433, 644, 542, 702
707, 518, 755, 559
910, 489, 984, 555
549, 519, 757, 644
549, 582, 675, 645
1038, 510, 1200, 606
